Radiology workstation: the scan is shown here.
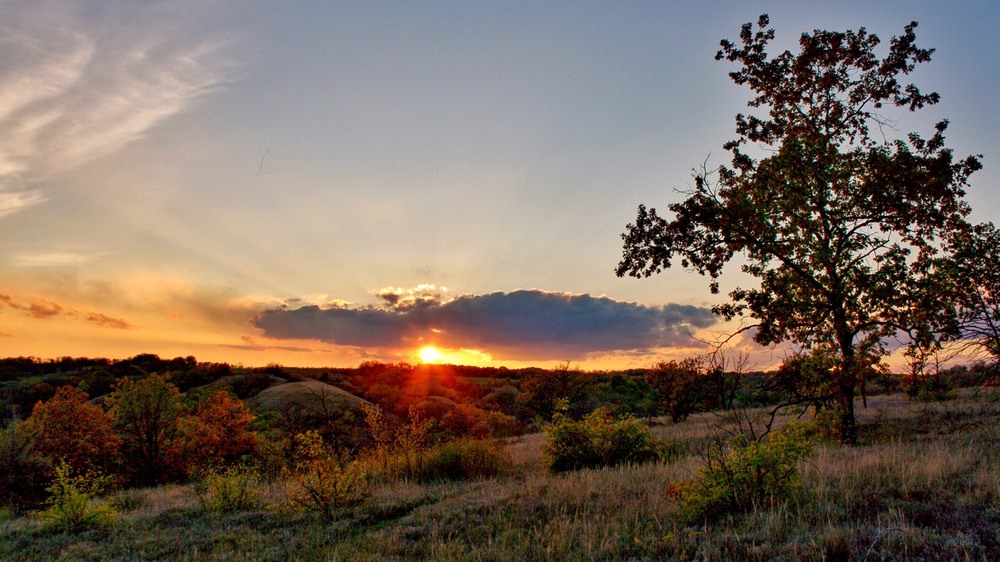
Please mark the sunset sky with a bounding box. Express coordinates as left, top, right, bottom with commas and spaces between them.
1, 1, 998, 370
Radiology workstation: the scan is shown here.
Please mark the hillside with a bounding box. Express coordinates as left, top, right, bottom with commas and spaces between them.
250, 379, 371, 416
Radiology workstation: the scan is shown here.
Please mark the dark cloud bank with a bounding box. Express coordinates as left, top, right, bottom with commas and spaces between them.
253, 290, 717, 360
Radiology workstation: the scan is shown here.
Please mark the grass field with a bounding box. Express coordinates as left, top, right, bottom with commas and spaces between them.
2, 392, 997, 561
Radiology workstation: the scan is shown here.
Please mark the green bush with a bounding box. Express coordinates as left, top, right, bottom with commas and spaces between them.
543, 403, 662, 472
35, 461, 116, 531
674, 421, 813, 522
194, 465, 261, 513
418, 438, 512, 481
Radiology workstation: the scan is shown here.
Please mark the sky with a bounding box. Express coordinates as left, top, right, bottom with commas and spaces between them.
1, 0, 998, 370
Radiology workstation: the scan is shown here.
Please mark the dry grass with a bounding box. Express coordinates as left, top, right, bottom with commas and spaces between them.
3, 392, 997, 561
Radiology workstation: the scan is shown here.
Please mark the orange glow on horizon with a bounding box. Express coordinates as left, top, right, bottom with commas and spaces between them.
418, 345, 444, 364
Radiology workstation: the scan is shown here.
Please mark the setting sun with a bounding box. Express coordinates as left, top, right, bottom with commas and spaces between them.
418, 346, 443, 364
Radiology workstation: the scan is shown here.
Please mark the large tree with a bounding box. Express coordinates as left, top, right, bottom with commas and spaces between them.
617, 15, 982, 442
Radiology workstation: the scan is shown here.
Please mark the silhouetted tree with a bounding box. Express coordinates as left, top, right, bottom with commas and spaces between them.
618, 15, 982, 442
645, 359, 705, 423
518, 365, 591, 420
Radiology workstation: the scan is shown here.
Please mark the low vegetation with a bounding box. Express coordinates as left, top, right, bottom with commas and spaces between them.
0, 387, 995, 560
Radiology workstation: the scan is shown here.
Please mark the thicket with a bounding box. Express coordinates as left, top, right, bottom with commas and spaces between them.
542, 401, 662, 472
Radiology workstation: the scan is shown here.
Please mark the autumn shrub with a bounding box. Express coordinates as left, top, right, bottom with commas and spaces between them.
439, 403, 518, 439
282, 430, 369, 521
417, 438, 512, 481
35, 461, 116, 532
673, 421, 813, 522
20, 385, 121, 476
194, 464, 262, 514
543, 402, 662, 472
169, 390, 259, 479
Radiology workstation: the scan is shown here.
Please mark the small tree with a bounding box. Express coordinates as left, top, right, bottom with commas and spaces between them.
170, 390, 259, 478
36, 460, 116, 531
645, 358, 704, 423
518, 364, 591, 420
106, 374, 183, 485
704, 350, 749, 412
283, 430, 369, 521
21, 385, 121, 475
618, 15, 983, 442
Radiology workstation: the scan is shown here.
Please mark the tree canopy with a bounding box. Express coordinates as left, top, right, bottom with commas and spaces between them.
617, 15, 985, 442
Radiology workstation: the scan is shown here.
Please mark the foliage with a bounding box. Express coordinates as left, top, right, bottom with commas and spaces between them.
35, 461, 116, 532
0, 420, 49, 509
617, 15, 984, 442
771, 349, 840, 411
439, 403, 517, 439
360, 403, 434, 481
282, 430, 369, 521
20, 385, 121, 476
170, 390, 259, 478
644, 358, 705, 422
543, 402, 662, 472
2, 394, 997, 560
518, 364, 592, 421
674, 421, 813, 522
417, 438, 512, 481
939, 222, 1000, 372
105, 374, 184, 485
194, 464, 261, 514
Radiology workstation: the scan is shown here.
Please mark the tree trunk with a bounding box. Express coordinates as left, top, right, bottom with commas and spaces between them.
836, 379, 857, 444
834, 313, 859, 444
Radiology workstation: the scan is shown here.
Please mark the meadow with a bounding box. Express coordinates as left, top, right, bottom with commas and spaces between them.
2, 389, 996, 561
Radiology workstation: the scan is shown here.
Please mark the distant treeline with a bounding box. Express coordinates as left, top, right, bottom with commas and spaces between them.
1, 354, 994, 429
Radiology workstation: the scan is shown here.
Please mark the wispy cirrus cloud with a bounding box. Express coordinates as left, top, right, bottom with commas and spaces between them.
11, 250, 110, 267
0, 189, 47, 218
254, 287, 718, 361
0, 0, 236, 217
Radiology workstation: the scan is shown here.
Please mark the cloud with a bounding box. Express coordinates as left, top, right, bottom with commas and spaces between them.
0, 293, 62, 318
0, 292, 132, 329
374, 284, 448, 310
0, 0, 235, 216
0, 190, 46, 218
11, 250, 109, 267
221, 335, 323, 354
254, 288, 718, 360
84, 312, 134, 330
